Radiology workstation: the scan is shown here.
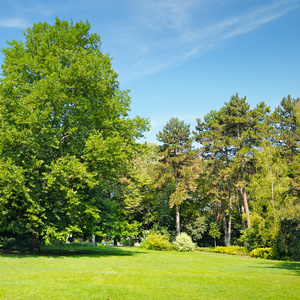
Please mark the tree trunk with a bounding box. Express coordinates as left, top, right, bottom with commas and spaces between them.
241, 185, 251, 228
174, 170, 181, 236
113, 236, 118, 246
222, 195, 232, 246
176, 204, 180, 236
241, 204, 247, 248
91, 235, 95, 246
214, 237, 217, 248
228, 196, 232, 246
30, 232, 40, 252
223, 210, 228, 246
241, 204, 246, 231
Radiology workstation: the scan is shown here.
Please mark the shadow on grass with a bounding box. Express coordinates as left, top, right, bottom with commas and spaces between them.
0, 245, 147, 258
267, 261, 300, 276
251, 260, 300, 276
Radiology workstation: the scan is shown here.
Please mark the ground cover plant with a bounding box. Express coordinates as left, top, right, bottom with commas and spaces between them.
0, 245, 299, 300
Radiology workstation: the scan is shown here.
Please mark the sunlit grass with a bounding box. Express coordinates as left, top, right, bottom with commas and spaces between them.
0, 245, 299, 299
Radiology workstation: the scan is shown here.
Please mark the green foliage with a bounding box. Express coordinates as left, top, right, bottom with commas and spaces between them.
238, 213, 274, 251
173, 232, 196, 252
196, 247, 218, 253
156, 117, 200, 236
194, 94, 267, 245
0, 18, 148, 244
214, 246, 248, 256
149, 223, 176, 241
250, 248, 279, 260
140, 233, 174, 251
209, 222, 221, 248
209, 222, 221, 239
0, 237, 17, 249
271, 95, 300, 161
122, 143, 160, 227
156, 117, 192, 154
0, 234, 31, 249
275, 206, 300, 261
184, 216, 207, 244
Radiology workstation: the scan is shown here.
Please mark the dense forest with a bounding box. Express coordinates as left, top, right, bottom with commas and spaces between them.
0, 19, 299, 260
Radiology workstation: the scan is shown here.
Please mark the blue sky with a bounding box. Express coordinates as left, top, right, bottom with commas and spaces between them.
0, 0, 299, 143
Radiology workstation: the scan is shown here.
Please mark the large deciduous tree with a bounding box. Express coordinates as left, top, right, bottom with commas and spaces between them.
0, 18, 148, 250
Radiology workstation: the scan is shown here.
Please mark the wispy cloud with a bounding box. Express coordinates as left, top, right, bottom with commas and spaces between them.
108, 0, 299, 82
0, 0, 298, 82
0, 17, 30, 29
21, 4, 56, 16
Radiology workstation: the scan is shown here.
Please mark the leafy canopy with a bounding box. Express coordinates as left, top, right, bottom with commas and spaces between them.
0, 18, 149, 241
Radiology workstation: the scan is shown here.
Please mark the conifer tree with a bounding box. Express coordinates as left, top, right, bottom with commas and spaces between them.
156, 117, 198, 236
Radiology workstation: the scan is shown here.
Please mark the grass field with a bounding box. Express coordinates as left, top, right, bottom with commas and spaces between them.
0, 245, 299, 299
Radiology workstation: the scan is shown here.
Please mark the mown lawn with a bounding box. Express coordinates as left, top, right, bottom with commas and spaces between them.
0, 245, 299, 299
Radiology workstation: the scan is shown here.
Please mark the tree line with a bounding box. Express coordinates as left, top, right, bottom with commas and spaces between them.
0, 19, 299, 259
147, 94, 299, 257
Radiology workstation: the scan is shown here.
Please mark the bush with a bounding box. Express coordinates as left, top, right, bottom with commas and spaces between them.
238, 213, 273, 251
184, 216, 207, 245
173, 233, 195, 252
275, 207, 300, 261
0, 237, 17, 249
214, 246, 248, 255
196, 247, 217, 253
0, 234, 31, 249
140, 233, 174, 251
250, 248, 279, 260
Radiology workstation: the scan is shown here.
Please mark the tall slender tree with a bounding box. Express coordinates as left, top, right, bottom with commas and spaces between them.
156, 117, 196, 236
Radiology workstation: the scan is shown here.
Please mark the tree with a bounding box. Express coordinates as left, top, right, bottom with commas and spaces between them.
195, 94, 270, 246
0, 18, 148, 250
272, 95, 300, 161
184, 216, 207, 245
209, 222, 221, 248
270, 96, 300, 200
122, 143, 160, 226
195, 107, 234, 246
156, 117, 198, 236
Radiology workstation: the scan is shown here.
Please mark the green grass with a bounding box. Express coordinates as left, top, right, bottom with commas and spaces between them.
0, 245, 299, 299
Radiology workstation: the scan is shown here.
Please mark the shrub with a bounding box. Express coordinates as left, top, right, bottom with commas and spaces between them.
196, 247, 217, 253
0, 237, 17, 249
0, 234, 31, 249
238, 213, 273, 251
275, 207, 300, 261
184, 216, 207, 245
214, 246, 248, 255
250, 247, 279, 260
173, 233, 195, 252
140, 233, 174, 251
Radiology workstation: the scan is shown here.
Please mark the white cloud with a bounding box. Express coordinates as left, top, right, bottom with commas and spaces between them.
21, 4, 56, 16
0, 17, 30, 29
1, 0, 298, 82
110, 0, 299, 82
132, 0, 202, 31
